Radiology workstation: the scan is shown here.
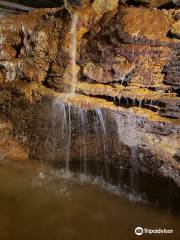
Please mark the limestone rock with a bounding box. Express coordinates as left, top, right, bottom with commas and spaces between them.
0, 71, 4, 84
117, 6, 171, 44
0, 81, 180, 185
0, 3, 179, 120
78, 5, 179, 119
92, 0, 119, 16
163, 45, 180, 88
83, 58, 135, 83
0, 2, 179, 185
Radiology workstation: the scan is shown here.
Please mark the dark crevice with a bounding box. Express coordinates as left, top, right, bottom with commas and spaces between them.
158, 111, 179, 119
114, 96, 161, 112
13, 43, 23, 58
0, 0, 65, 8
68, 0, 80, 5
80, 91, 162, 113
42, 8, 71, 21
174, 88, 180, 97
125, 0, 148, 7
158, 2, 177, 10
167, 30, 180, 40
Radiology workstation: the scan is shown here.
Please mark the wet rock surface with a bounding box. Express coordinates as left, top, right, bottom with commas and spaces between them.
0, 81, 180, 186
0, 0, 179, 184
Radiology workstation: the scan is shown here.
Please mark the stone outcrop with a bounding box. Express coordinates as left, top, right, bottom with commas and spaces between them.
78, 5, 180, 119
0, 0, 179, 185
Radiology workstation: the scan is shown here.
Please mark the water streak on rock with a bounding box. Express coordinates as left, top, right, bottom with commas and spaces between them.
52, 99, 72, 177
70, 13, 78, 95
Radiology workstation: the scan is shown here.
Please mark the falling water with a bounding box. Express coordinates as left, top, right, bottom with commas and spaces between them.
94, 109, 108, 163
52, 98, 111, 177
78, 109, 87, 174
69, 13, 79, 95
51, 12, 111, 178
127, 114, 139, 196
51, 13, 79, 175
93, 109, 110, 180
52, 100, 72, 177
115, 112, 139, 195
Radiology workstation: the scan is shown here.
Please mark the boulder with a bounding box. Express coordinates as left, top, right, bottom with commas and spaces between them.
117, 6, 171, 44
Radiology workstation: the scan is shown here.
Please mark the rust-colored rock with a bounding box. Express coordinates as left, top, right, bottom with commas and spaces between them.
0, 1, 179, 185
0, 4, 179, 119
117, 6, 171, 44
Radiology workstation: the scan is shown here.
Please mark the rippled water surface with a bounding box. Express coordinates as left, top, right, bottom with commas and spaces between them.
0, 160, 179, 240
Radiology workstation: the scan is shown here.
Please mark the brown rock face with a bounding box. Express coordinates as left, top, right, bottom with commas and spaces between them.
0, 3, 179, 118
78, 5, 179, 119
0, 8, 73, 85
0, 4, 104, 90
117, 6, 171, 43
0, 1, 179, 184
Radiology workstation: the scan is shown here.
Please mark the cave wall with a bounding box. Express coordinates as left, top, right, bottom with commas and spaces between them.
0, 0, 179, 184
0, 81, 180, 186
0, 1, 179, 118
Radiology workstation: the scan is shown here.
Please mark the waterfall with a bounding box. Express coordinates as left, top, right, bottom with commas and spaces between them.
115, 112, 139, 195
69, 13, 79, 95
51, 13, 79, 176
94, 109, 109, 180
51, 12, 111, 178
78, 109, 87, 174
94, 109, 109, 163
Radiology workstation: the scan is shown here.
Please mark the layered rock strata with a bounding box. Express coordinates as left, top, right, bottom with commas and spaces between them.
0, 0, 179, 185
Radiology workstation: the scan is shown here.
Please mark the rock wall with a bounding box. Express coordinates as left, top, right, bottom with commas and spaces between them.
0, 0, 180, 185
0, 81, 179, 185
0, 1, 179, 117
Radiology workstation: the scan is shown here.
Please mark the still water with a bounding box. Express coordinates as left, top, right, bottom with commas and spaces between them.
0, 159, 179, 240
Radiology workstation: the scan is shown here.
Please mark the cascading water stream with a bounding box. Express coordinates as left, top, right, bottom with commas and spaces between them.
69, 12, 79, 95
52, 12, 110, 178
94, 110, 108, 163
94, 109, 110, 180
79, 109, 87, 174
52, 13, 79, 176
115, 112, 139, 196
